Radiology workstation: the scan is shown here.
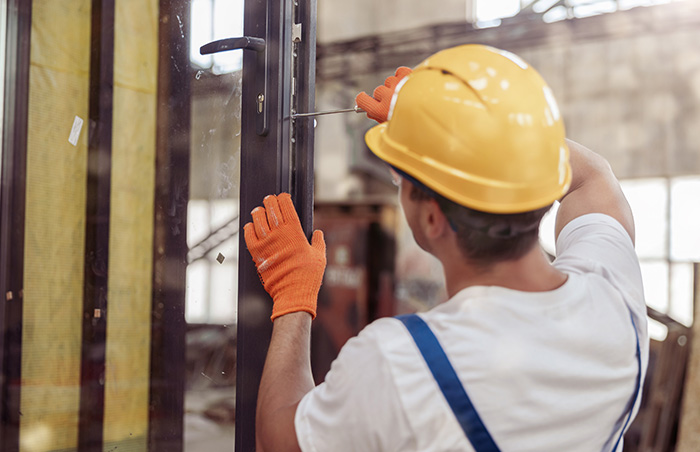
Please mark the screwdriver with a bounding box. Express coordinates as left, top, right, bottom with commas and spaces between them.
291, 105, 365, 119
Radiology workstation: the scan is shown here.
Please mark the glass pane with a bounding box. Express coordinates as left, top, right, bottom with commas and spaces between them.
670, 176, 700, 261
185, 0, 242, 446
103, 1, 161, 445
21, 2, 92, 449
13, 0, 243, 450
620, 178, 668, 259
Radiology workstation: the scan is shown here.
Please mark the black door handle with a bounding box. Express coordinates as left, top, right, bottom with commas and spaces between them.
200, 37, 265, 55
200, 36, 268, 136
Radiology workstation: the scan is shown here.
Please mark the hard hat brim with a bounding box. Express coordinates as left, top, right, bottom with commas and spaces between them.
365, 123, 572, 214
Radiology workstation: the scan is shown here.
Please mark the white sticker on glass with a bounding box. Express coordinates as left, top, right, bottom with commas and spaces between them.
68, 116, 84, 146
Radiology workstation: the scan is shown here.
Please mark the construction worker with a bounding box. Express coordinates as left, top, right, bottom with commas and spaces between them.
243, 44, 647, 451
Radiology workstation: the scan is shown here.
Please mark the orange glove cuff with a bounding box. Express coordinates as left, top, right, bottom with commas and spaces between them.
243, 193, 326, 321
355, 66, 413, 123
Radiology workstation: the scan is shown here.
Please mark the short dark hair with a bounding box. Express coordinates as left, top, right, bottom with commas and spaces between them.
408, 182, 551, 268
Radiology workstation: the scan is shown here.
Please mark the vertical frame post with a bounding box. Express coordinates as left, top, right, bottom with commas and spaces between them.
291, 0, 317, 237
234, 0, 278, 448
235, 0, 316, 450
148, 1, 191, 450
0, 0, 31, 449
78, 0, 115, 449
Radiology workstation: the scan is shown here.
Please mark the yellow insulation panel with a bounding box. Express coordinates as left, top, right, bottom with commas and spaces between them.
21, 1, 91, 451
102, 0, 159, 449
113, 0, 159, 92
29, 1, 91, 76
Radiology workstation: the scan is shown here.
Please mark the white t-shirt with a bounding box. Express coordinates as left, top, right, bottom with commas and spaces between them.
295, 214, 648, 452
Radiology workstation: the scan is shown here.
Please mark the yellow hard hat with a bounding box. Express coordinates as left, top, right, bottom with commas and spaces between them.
365, 44, 571, 214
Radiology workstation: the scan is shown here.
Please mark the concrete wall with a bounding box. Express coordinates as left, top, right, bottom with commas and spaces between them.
314, 1, 700, 202
318, 0, 469, 43
519, 28, 700, 180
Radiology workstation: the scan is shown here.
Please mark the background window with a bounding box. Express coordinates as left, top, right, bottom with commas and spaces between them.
540, 176, 698, 336
190, 0, 244, 74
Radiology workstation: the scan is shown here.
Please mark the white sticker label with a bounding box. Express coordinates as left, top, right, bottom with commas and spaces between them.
68, 116, 84, 146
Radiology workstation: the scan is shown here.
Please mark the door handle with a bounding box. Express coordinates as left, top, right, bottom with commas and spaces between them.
200, 36, 269, 136
200, 36, 265, 54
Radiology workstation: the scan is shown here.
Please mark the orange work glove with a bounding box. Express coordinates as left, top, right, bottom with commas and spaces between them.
243, 193, 326, 321
355, 66, 413, 123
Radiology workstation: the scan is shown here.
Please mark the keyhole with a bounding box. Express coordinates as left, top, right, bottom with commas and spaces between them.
257, 93, 264, 113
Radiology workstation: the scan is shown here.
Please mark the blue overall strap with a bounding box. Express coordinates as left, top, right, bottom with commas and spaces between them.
397, 314, 501, 452
610, 313, 642, 451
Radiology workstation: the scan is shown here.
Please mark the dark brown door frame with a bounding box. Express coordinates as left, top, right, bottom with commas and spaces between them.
148, 1, 191, 450
235, 0, 316, 450
0, 1, 32, 450
78, 1, 116, 450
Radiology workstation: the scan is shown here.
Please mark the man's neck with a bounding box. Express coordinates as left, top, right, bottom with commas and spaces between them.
441, 246, 567, 298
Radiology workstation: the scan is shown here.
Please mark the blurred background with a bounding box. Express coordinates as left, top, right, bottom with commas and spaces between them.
0, 0, 699, 451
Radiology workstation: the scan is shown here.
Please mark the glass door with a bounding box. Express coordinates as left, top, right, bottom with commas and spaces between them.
0, 0, 316, 451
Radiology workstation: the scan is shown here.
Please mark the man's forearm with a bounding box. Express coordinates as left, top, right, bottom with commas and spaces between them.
256, 312, 315, 452
555, 139, 635, 242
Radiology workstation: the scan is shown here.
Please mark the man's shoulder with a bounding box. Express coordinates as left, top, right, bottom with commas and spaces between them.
556, 213, 634, 252
553, 213, 646, 343
554, 213, 640, 277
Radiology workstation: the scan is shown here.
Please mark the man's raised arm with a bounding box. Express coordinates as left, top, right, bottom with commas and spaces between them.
243, 193, 327, 452
555, 139, 635, 243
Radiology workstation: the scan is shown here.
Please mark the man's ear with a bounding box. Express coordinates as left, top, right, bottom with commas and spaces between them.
421, 198, 450, 240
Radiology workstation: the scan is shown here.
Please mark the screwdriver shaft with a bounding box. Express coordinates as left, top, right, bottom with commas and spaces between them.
291, 106, 364, 118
